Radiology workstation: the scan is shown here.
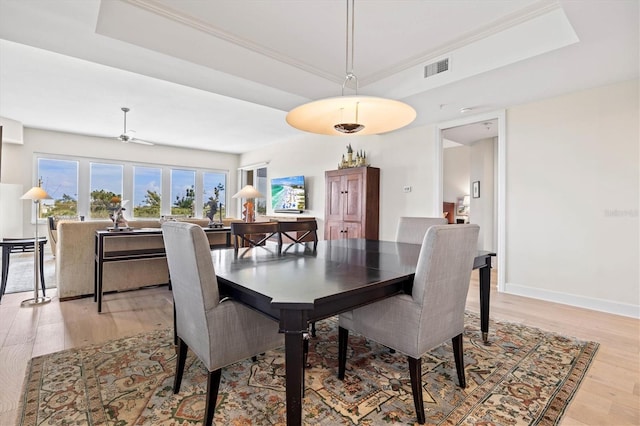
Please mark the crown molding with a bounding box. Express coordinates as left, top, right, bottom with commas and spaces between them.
122, 0, 563, 89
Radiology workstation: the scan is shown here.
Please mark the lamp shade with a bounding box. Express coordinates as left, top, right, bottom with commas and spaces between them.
286, 95, 416, 136
21, 186, 52, 201
232, 185, 264, 199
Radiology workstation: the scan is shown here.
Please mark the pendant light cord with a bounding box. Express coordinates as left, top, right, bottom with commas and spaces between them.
342, 0, 358, 96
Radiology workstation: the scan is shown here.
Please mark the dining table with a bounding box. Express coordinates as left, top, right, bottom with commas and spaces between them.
212, 238, 495, 426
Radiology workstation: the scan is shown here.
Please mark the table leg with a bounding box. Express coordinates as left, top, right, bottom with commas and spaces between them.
39, 242, 46, 296
479, 261, 491, 344
281, 310, 306, 426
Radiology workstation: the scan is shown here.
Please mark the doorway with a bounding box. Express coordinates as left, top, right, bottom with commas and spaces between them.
435, 110, 505, 292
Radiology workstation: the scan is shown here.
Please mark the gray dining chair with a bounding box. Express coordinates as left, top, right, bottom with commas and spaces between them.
161, 222, 283, 426
395, 216, 448, 244
338, 224, 479, 424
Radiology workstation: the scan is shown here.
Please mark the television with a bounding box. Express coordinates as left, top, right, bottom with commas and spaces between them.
271, 175, 306, 213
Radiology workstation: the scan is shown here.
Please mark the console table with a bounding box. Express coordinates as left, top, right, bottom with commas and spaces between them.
94, 227, 231, 312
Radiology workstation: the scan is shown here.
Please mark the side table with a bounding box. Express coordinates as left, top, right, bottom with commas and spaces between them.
0, 237, 47, 302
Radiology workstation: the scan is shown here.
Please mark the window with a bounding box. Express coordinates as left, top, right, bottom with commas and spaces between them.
255, 167, 268, 215
203, 171, 226, 222
34, 155, 227, 220
171, 169, 195, 217
90, 163, 123, 219
37, 158, 79, 218
239, 164, 268, 217
133, 166, 161, 218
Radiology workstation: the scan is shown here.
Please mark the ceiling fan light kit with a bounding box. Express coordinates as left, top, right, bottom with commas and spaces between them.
286, 0, 415, 136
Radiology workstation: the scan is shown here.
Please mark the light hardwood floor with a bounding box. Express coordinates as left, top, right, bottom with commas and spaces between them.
0, 271, 638, 425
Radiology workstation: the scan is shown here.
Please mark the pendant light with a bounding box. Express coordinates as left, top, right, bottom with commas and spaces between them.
286, 0, 416, 136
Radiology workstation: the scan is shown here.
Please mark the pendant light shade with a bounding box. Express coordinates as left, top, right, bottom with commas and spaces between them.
287, 95, 416, 136
285, 0, 416, 136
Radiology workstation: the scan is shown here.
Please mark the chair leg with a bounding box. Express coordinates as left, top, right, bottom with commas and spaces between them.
452, 333, 466, 388
303, 333, 309, 368
173, 337, 188, 394
204, 369, 222, 426
408, 356, 425, 424
338, 326, 349, 380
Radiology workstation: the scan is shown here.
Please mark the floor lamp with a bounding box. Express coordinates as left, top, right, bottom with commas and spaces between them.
232, 185, 264, 223
20, 184, 52, 306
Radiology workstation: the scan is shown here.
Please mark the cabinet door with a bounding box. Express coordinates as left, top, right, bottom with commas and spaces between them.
325, 221, 345, 240
325, 174, 344, 222
342, 172, 363, 222
342, 222, 362, 239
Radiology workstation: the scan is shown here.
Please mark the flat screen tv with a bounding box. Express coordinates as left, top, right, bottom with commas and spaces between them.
271, 175, 306, 213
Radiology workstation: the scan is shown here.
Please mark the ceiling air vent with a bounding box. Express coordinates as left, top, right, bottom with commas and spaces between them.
424, 58, 449, 78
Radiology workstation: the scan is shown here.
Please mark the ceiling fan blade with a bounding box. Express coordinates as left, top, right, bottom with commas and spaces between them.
129, 138, 154, 146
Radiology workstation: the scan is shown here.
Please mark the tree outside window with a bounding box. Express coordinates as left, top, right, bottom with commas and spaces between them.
134, 166, 162, 218
90, 163, 123, 219
203, 172, 226, 222
171, 169, 196, 216
37, 158, 79, 218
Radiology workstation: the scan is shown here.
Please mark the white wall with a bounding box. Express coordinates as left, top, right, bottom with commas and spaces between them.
443, 145, 470, 208
443, 140, 496, 251
240, 125, 440, 241
1, 128, 240, 237
505, 79, 639, 317
469, 137, 495, 251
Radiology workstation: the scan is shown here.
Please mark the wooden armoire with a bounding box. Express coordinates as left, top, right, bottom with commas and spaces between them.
324, 167, 380, 240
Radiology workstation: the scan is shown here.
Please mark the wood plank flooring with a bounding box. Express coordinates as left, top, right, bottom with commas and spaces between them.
1, 270, 638, 425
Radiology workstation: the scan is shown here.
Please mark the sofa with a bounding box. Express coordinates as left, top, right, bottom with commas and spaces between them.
56, 218, 238, 300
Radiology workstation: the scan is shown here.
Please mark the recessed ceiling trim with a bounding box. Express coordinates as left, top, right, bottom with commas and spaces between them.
359, 1, 564, 87
124, 0, 563, 90
123, 0, 344, 85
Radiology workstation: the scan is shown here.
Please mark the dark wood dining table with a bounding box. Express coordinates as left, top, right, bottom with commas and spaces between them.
212, 238, 495, 426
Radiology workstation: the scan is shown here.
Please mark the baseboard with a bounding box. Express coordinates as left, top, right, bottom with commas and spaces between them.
503, 282, 640, 319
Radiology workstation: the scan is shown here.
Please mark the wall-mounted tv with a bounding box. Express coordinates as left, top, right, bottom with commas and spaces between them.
271, 175, 306, 213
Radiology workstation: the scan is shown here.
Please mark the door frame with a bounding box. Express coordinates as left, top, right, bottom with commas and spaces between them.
434, 109, 506, 292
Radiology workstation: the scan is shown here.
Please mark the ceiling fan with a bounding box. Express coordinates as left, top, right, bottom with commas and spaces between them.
116, 107, 154, 145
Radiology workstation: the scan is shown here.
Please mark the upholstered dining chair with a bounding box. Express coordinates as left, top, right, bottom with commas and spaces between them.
161, 222, 283, 426
395, 216, 448, 244
338, 224, 479, 424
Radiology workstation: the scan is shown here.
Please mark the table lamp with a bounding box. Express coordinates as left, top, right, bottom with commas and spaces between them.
20, 183, 52, 306
232, 185, 264, 222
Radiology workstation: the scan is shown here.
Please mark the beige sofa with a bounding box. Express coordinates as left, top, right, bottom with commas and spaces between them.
56, 218, 238, 300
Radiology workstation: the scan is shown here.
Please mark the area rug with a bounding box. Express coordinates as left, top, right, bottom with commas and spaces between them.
17, 312, 598, 425
3, 252, 56, 294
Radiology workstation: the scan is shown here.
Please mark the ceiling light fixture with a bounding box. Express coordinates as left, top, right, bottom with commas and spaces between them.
286, 0, 416, 136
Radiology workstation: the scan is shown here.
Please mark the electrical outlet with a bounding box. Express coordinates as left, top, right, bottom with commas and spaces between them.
403, 186, 412, 193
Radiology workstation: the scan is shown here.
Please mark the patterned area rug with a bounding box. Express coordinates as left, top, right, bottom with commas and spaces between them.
18, 312, 598, 425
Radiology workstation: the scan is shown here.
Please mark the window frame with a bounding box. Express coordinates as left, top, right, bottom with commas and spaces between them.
33, 153, 228, 221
